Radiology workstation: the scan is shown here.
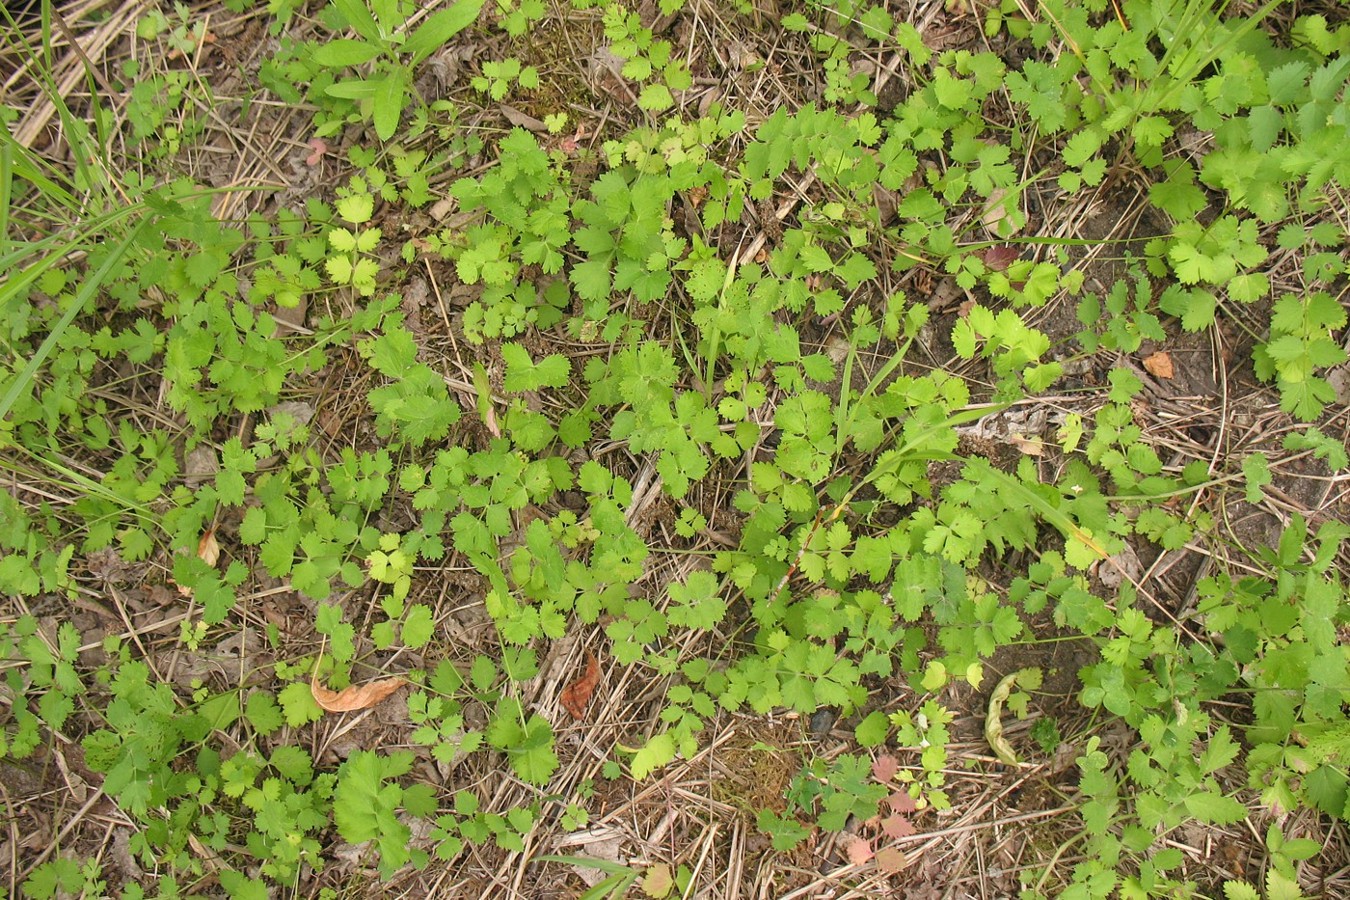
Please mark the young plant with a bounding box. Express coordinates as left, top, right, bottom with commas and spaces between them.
308, 0, 485, 139
472, 57, 539, 101
334, 750, 438, 877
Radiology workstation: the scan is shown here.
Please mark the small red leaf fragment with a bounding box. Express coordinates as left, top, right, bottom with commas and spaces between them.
983, 244, 1019, 272
560, 650, 600, 719
559, 126, 587, 154
887, 789, 917, 814
876, 846, 907, 873
871, 754, 899, 783
1143, 350, 1174, 379
881, 814, 916, 839
305, 138, 328, 167
844, 835, 874, 865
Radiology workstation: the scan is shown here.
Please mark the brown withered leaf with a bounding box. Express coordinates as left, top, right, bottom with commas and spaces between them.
197, 529, 220, 567
887, 789, 918, 814
983, 245, 1019, 272
560, 650, 600, 719
311, 675, 407, 713
881, 814, 916, 839
872, 754, 899, 783
1143, 351, 1174, 379
876, 846, 907, 873
844, 835, 875, 865
500, 104, 546, 132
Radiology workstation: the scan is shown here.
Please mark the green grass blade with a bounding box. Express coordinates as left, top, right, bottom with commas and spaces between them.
0, 216, 150, 424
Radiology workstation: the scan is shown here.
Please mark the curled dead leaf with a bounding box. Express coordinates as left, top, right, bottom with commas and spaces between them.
1143, 350, 1174, 379
311, 674, 407, 713
560, 650, 600, 719
197, 528, 220, 567
985, 670, 1024, 764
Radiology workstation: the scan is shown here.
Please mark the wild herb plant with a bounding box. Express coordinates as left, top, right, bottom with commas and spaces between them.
3, 0, 1349, 897
306, 0, 485, 139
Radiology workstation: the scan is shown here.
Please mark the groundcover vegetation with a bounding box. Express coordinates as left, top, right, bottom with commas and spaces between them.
1, 0, 1349, 896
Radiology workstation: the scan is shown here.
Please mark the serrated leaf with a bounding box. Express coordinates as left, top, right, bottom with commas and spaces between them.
875, 846, 907, 873
952, 318, 977, 358
844, 834, 874, 865
502, 343, 571, 392
278, 681, 324, 727
245, 691, 285, 735
641, 863, 674, 898
336, 193, 374, 225
881, 814, 916, 839
1223, 882, 1260, 900
638, 83, 674, 111
1243, 454, 1270, 504
1265, 869, 1305, 900
630, 731, 676, 779
855, 711, 890, 747
401, 604, 434, 648
1183, 790, 1246, 824
511, 715, 558, 784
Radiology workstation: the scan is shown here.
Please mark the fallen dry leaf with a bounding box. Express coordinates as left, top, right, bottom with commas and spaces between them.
557, 830, 626, 888
500, 104, 546, 132
1009, 433, 1046, 456
311, 674, 407, 713
887, 789, 918, 814
1143, 350, 1174, 379
872, 754, 899, 783
561, 650, 600, 719
641, 863, 674, 899
876, 846, 907, 873
881, 814, 916, 839
197, 529, 220, 567
845, 835, 875, 865
983, 245, 1019, 272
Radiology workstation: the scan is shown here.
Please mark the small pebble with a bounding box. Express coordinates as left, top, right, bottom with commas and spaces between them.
809, 707, 838, 738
